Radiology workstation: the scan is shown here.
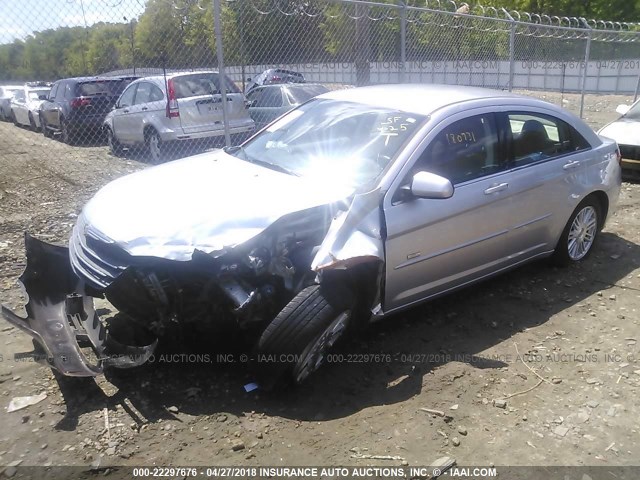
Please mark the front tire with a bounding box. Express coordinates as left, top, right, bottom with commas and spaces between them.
106, 127, 124, 157
41, 114, 53, 138
552, 197, 601, 266
60, 118, 75, 145
29, 112, 37, 131
256, 285, 350, 387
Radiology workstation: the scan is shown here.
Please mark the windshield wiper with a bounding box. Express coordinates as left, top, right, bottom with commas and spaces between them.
225, 146, 299, 177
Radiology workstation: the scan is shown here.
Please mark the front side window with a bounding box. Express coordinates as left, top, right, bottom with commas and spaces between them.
133, 82, 152, 105
506, 112, 590, 167
231, 99, 426, 189
118, 84, 137, 108
413, 114, 502, 185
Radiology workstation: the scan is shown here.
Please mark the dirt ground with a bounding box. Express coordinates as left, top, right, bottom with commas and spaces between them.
0, 92, 639, 475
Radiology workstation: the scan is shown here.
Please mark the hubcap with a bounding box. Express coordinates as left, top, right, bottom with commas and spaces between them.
293, 312, 349, 384
567, 206, 597, 261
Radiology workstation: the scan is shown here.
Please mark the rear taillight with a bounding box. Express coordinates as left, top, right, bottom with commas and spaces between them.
271, 75, 282, 82
616, 147, 622, 166
166, 79, 179, 118
70, 97, 91, 109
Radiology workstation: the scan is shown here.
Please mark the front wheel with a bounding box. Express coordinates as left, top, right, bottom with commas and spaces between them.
41, 114, 52, 138
29, 112, 37, 131
256, 285, 350, 387
106, 127, 124, 157
60, 118, 75, 145
552, 197, 601, 266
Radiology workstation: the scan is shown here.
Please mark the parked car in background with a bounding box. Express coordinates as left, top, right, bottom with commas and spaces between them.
103, 71, 255, 163
247, 83, 329, 129
2, 85, 621, 386
39, 76, 138, 144
245, 68, 305, 94
10, 82, 51, 130
598, 100, 640, 179
0, 85, 23, 121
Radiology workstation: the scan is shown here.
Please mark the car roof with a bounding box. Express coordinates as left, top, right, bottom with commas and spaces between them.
55, 76, 137, 83
140, 71, 221, 82
320, 84, 528, 115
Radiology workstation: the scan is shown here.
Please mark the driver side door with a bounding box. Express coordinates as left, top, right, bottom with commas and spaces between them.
383, 111, 513, 311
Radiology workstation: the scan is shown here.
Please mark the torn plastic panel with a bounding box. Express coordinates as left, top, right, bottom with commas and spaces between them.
1, 234, 157, 377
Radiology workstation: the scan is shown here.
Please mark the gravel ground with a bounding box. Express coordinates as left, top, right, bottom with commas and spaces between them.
0, 92, 639, 474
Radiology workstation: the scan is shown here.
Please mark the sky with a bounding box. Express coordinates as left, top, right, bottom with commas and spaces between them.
0, 0, 147, 43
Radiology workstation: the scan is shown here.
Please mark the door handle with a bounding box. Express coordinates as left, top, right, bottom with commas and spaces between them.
141, 107, 148, 111
484, 183, 508, 194
123, 109, 129, 113
563, 160, 580, 170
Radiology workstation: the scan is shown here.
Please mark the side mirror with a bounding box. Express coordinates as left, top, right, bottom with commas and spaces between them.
616, 104, 630, 116
410, 171, 454, 199
38, 94, 47, 100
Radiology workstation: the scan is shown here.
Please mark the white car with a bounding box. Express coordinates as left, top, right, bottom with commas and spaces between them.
10, 83, 51, 130
104, 71, 255, 163
598, 100, 640, 179
0, 85, 23, 121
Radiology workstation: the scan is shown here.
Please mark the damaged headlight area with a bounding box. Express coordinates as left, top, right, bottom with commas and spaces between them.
2, 206, 334, 377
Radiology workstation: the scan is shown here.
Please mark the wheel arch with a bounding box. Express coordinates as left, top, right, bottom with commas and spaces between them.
586, 190, 609, 230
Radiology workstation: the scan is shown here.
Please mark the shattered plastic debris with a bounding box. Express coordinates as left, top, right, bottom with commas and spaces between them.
244, 382, 259, 392
7, 393, 47, 413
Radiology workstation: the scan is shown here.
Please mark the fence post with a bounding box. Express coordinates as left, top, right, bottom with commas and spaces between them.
503, 9, 516, 92
399, 0, 406, 83
213, 0, 231, 147
579, 19, 592, 119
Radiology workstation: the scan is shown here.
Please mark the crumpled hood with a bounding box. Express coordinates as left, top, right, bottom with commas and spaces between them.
82, 150, 354, 260
599, 118, 640, 146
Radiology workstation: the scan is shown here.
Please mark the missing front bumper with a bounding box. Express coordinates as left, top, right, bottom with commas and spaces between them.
1, 234, 157, 377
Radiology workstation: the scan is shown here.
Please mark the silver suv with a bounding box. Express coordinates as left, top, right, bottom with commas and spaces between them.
104, 71, 255, 163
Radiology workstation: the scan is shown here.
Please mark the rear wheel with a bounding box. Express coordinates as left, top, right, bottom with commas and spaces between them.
552, 197, 601, 266
256, 285, 350, 387
146, 129, 164, 164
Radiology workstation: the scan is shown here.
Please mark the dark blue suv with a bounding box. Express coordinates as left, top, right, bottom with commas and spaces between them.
39, 76, 138, 144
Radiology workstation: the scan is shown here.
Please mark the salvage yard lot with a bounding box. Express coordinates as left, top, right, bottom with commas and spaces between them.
0, 93, 639, 469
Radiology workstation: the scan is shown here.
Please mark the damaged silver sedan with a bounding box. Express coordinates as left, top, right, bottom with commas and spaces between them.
2, 84, 622, 385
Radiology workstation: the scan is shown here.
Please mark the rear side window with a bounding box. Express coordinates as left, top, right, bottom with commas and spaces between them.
505, 112, 591, 167
172, 73, 240, 98
49, 83, 59, 99
285, 85, 329, 104
255, 88, 283, 108
413, 113, 503, 185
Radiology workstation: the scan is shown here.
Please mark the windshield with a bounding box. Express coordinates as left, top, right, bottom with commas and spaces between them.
231, 98, 426, 189
625, 101, 640, 120
172, 73, 240, 98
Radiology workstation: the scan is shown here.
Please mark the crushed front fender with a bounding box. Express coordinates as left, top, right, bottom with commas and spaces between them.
1, 234, 157, 377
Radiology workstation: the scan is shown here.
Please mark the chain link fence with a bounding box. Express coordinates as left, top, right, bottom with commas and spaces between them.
1, 0, 639, 160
